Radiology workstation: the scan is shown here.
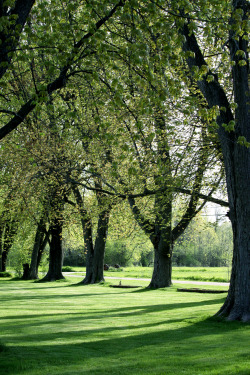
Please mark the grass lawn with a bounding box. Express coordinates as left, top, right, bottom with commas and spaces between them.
67, 266, 231, 283
0, 277, 249, 375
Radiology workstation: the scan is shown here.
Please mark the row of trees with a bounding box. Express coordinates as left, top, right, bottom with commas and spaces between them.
0, 1, 249, 321
7, 213, 233, 271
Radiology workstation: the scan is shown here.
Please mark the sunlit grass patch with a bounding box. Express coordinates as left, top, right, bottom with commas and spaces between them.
0, 278, 248, 375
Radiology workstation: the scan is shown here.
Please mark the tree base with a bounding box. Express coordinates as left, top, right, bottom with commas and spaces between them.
80, 276, 104, 285
41, 273, 65, 282
216, 305, 250, 322
147, 281, 172, 289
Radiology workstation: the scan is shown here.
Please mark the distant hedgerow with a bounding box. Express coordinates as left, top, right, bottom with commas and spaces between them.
0, 271, 12, 278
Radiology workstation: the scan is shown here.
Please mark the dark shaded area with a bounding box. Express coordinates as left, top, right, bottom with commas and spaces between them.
110, 285, 142, 288
177, 288, 228, 294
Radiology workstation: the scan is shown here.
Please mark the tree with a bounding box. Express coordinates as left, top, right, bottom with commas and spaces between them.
28, 210, 49, 279
174, 0, 249, 321
71, 184, 112, 284
0, 0, 128, 140
0, 0, 35, 80
75, 20, 227, 288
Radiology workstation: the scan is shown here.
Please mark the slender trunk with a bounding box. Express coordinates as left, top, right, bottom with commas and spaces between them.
36, 233, 49, 276
1, 220, 18, 272
29, 216, 47, 279
73, 185, 111, 285
148, 191, 173, 288
0, 222, 3, 272
72, 185, 94, 284
42, 216, 64, 281
1, 250, 8, 272
82, 209, 110, 284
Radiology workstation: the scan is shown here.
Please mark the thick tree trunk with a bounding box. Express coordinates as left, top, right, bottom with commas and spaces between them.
149, 243, 172, 288
148, 191, 173, 288
180, 0, 250, 320
72, 184, 111, 285
218, 0, 250, 321
42, 217, 64, 281
81, 209, 110, 284
217, 140, 250, 321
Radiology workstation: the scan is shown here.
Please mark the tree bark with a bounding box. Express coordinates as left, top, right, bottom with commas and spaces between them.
42, 216, 64, 281
36, 233, 49, 276
0, 219, 18, 272
72, 185, 111, 285
28, 215, 48, 279
0, 221, 4, 272
149, 237, 172, 288
180, 0, 250, 321
82, 208, 110, 284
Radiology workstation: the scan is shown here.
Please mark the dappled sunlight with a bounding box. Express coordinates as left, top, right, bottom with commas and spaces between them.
1, 280, 248, 374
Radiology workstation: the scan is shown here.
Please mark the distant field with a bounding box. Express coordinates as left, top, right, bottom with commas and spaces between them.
66, 266, 231, 283
0, 278, 248, 375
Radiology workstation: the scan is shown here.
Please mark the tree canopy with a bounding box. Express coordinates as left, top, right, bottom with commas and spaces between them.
0, 0, 249, 321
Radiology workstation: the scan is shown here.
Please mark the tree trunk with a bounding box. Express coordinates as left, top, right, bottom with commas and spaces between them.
36, 233, 49, 276
1, 250, 8, 272
149, 242, 172, 288
218, 0, 250, 321
0, 222, 3, 272
180, 0, 250, 320
148, 190, 173, 288
81, 209, 110, 284
42, 217, 64, 281
1, 220, 18, 272
72, 184, 111, 285
29, 216, 47, 279
216, 136, 250, 321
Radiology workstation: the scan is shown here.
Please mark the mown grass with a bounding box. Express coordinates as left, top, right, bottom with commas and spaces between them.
67, 266, 231, 283
0, 277, 249, 375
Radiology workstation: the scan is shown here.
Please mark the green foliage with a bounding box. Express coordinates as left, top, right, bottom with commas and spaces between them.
63, 248, 86, 267
8, 243, 30, 278
61, 266, 75, 272
0, 271, 12, 278
173, 217, 233, 267
105, 240, 132, 266
0, 0, 243, 292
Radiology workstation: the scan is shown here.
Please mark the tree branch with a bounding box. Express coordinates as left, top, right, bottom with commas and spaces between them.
0, 0, 127, 140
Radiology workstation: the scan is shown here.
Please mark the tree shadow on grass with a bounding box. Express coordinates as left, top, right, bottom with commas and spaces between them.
0, 296, 227, 337
1, 313, 247, 375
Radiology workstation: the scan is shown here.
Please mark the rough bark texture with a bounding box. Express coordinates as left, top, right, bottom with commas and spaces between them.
149, 242, 172, 288
181, 0, 250, 321
42, 217, 64, 282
